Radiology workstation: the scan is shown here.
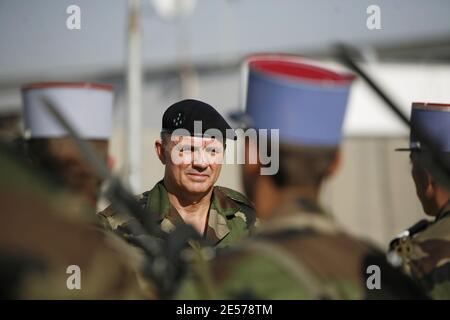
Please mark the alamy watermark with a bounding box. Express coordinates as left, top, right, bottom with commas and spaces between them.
366, 264, 381, 290
366, 5, 382, 30
66, 264, 81, 290
66, 5, 81, 30
168, 121, 279, 175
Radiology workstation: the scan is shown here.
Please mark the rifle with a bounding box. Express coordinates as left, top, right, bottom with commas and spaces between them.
336, 44, 450, 189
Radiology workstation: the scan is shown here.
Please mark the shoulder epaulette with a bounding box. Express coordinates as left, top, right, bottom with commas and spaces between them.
215, 186, 254, 208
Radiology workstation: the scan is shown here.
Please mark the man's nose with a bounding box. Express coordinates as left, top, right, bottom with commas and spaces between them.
192, 149, 209, 168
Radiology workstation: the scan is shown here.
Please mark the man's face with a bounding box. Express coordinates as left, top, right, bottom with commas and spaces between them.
159, 135, 224, 195
410, 152, 435, 215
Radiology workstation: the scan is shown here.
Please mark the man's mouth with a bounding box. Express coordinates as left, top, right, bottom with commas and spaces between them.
186, 172, 209, 181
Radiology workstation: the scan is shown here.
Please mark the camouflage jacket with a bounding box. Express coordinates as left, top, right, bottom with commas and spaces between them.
389, 203, 450, 299
0, 145, 151, 299
98, 180, 257, 249
177, 197, 417, 300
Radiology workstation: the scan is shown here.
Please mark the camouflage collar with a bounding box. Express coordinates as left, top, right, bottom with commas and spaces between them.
261, 206, 339, 236
210, 186, 246, 217
261, 196, 338, 235
145, 181, 171, 221
145, 180, 243, 218
435, 200, 450, 222
438, 210, 450, 221
270, 195, 327, 218
144, 180, 245, 245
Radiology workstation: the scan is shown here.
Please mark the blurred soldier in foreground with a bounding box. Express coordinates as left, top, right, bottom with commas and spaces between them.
21, 82, 113, 211
0, 145, 149, 299
0, 109, 21, 143
0, 108, 26, 156
178, 55, 425, 299
389, 102, 450, 299
0, 82, 152, 299
99, 99, 257, 249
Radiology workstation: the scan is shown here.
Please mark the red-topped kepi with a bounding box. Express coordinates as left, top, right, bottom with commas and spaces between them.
234, 54, 355, 146
397, 102, 450, 152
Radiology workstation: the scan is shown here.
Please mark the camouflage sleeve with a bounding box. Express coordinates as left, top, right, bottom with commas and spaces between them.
216, 186, 259, 231
391, 217, 450, 299
96, 204, 125, 232
407, 218, 450, 299
96, 191, 149, 234
238, 202, 259, 233
423, 262, 450, 299
94, 210, 114, 231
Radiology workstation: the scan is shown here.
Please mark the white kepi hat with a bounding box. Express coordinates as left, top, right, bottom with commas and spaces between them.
21, 82, 114, 139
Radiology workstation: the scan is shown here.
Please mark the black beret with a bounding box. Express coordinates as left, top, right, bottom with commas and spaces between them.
161, 99, 236, 140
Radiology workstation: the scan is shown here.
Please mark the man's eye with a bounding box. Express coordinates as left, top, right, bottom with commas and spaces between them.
208, 148, 223, 156
179, 147, 191, 153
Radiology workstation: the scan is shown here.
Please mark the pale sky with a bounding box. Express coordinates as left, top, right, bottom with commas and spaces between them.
1, 0, 449, 82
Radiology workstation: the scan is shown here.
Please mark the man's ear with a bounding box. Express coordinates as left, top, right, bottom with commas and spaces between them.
412, 154, 435, 198
155, 139, 166, 164
426, 170, 437, 198
107, 155, 115, 171
326, 149, 341, 177
244, 138, 261, 174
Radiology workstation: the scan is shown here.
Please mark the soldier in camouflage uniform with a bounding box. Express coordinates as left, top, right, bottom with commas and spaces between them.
21, 83, 114, 212
2, 82, 157, 299
0, 142, 151, 299
99, 99, 256, 249
177, 56, 424, 299
389, 102, 450, 299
